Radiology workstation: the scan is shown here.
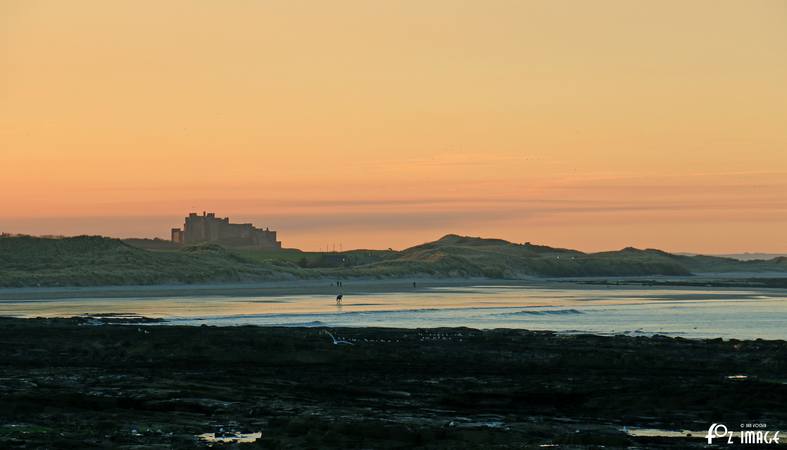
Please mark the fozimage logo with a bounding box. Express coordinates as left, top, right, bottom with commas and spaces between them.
706, 423, 780, 445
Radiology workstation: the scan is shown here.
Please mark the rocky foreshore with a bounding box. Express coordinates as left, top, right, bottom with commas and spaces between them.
0, 317, 784, 449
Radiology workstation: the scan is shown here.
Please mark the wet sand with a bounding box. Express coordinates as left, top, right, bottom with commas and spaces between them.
0, 278, 509, 301
1, 273, 784, 302
0, 317, 784, 449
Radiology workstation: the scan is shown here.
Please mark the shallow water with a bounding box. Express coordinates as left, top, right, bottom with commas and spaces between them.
0, 284, 785, 340
625, 428, 703, 438
197, 431, 262, 444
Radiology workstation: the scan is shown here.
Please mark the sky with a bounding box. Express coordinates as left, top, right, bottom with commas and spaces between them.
2, 0, 787, 253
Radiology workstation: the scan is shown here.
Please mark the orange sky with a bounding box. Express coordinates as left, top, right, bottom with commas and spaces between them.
2, 1, 787, 252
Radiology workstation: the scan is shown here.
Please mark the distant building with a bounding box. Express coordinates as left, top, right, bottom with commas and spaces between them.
171, 212, 281, 249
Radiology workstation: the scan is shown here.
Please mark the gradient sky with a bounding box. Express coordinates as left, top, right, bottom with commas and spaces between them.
2, 1, 787, 252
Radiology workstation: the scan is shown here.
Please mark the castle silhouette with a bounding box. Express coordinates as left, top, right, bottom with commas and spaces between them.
171, 212, 281, 249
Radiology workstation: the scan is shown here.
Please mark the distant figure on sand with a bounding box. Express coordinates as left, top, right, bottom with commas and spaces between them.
336, 294, 343, 304
413, 281, 417, 288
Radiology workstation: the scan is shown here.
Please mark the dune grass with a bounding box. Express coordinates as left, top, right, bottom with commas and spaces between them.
1, 234, 785, 287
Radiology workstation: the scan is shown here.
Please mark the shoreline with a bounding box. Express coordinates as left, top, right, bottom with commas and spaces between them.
2, 279, 785, 341
2, 279, 786, 342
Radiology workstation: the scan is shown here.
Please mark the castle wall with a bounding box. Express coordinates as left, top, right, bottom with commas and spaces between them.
171, 228, 183, 244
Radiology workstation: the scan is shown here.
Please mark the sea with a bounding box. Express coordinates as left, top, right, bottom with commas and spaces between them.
0, 283, 784, 340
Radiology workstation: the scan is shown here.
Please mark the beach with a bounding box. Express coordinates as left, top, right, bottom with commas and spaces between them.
1, 281, 785, 448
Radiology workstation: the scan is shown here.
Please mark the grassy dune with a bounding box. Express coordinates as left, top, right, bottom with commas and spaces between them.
1, 234, 785, 287
0, 236, 301, 287
358, 235, 691, 278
